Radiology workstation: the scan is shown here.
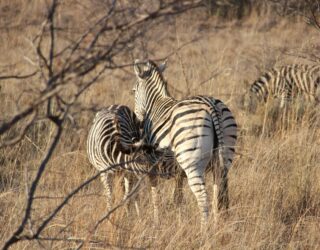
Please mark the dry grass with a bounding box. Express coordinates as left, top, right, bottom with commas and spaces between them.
1, 1, 320, 249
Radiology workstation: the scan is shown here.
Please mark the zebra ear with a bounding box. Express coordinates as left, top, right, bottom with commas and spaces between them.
134, 59, 143, 77
158, 59, 167, 73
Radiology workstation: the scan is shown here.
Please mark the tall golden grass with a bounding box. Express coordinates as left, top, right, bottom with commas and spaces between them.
0, 1, 319, 249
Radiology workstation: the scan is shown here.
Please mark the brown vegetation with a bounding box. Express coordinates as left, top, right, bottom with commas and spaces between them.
0, 0, 319, 249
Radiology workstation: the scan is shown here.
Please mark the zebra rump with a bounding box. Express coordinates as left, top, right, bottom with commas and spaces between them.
87, 105, 143, 172
171, 96, 237, 208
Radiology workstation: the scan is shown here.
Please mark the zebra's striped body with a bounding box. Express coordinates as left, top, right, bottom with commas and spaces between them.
87, 105, 148, 211
133, 59, 237, 227
245, 64, 320, 111
172, 97, 237, 210
87, 104, 178, 220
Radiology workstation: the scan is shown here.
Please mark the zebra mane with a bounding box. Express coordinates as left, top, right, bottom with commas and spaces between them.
134, 59, 171, 99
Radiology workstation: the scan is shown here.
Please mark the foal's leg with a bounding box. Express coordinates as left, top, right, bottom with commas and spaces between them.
100, 172, 113, 211
149, 176, 159, 226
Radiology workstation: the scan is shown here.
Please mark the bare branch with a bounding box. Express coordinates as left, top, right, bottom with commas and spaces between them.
1, 1, 210, 248
47, 0, 58, 79
3, 120, 64, 250
0, 71, 38, 81
33, 160, 143, 239
308, 0, 320, 30
0, 85, 63, 135
3, 159, 146, 250
0, 111, 37, 149
91, 176, 145, 233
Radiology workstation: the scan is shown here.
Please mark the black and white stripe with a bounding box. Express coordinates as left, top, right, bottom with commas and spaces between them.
87, 104, 177, 220
172, 96, 237, 212
87, 105, 147, 211
133, 59, 237, 227
244, 64, 320, 111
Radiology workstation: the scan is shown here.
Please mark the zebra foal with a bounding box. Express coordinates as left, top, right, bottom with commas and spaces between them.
87, 105, 148, 214
132, 59, 237, 228
243, 64, 320, 112
87, 104, 177, 223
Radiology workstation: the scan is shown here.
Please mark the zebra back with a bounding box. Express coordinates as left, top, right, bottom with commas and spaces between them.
290, 64, 320, 101
111, 105, 143, 154
87, 105, 142, 170
248, 64, 320, 104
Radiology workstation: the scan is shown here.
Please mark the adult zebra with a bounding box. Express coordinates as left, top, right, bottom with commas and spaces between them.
132, 59, 237, 227
243, 64, 320, 112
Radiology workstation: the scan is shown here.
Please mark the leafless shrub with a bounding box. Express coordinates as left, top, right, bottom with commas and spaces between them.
0, 1, 205, 249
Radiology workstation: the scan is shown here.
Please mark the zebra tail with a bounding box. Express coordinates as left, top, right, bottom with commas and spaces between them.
210, 99, 238, 171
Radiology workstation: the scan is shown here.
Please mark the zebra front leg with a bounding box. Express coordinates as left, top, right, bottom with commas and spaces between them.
100, 172, 113, 211
149, 176, 159, 226
280, 91, 291, 131
123, 176, 131, 216
123, 175, 140, 217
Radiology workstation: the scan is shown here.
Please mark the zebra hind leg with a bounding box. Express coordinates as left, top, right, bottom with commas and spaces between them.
184, 169, 208, 230
212, 162, 219, 225
218, 173, 229, 210
212, 152, 229, 224
214, 169, 229, 212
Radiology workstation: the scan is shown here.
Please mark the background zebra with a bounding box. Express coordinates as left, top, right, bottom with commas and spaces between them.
133, 59, 237, 228
243, 64, 320, 112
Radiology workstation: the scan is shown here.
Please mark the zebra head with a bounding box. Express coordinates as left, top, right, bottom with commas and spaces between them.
133, 59, 167, 120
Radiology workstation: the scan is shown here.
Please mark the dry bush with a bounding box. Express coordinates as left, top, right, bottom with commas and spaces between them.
1, 0, 320, 249
240, 97, 320, 137
204, 0, 320, 21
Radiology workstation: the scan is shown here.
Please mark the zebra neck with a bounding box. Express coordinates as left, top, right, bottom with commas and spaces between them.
145, 96, 175, 123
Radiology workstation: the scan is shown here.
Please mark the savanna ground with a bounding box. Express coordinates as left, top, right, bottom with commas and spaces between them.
0, 1, 320, 249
